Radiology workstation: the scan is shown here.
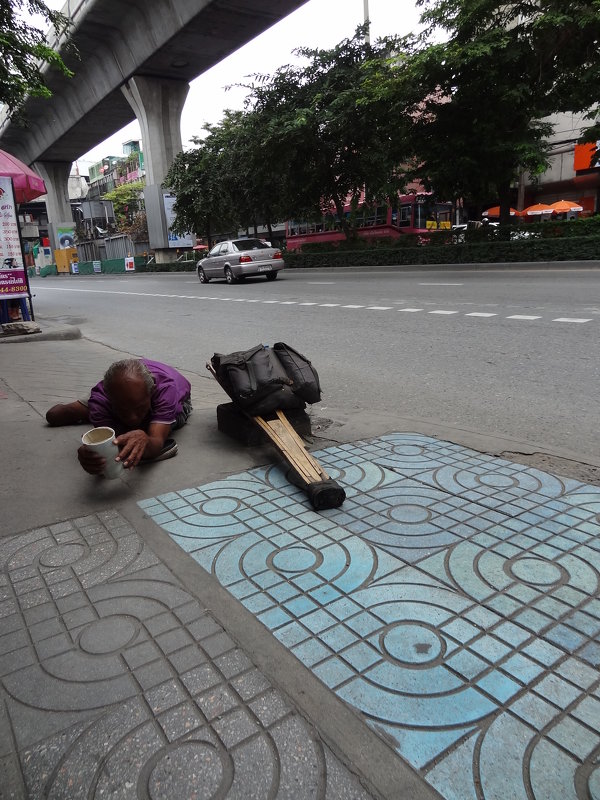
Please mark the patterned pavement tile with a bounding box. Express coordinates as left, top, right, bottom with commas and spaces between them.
0, 513, 371, 799
141, 433, 600, 800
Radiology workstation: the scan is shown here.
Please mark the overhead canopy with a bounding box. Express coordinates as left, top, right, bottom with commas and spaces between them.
0, 149, 46, 203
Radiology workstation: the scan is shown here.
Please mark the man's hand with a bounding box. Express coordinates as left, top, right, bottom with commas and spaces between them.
77, 445, 107, 475
114, 430, 150, 469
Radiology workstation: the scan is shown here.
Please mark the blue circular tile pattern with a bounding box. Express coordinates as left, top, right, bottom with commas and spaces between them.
381, 622, 445, 667
508, 557, 567, 587
269, 546, 323, 574
141, 432, 600, 800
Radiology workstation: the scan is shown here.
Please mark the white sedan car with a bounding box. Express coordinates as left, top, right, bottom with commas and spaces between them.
197, 239, 284, 284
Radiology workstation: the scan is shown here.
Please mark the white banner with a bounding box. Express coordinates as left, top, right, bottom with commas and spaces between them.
163, 192, 193, 249
0, 176, 23, 265
0, 176, 28, 299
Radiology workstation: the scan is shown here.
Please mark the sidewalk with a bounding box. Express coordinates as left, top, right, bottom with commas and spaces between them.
1, 318, 599, 800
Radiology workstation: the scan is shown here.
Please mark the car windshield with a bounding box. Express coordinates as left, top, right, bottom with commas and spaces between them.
233, 239, 269, 251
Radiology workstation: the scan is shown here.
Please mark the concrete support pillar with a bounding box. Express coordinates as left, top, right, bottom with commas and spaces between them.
122, 77, 189, 260
33, 161, 73, 252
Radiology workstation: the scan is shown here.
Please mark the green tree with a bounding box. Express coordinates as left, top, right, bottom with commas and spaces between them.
0, 0, 74, 116
401, 0, 600, 223
241, 28, 413, 239
102, 180, 145, 228
121, 211, 148, 242
213, 108, 290, 240
164, 135, 238, 245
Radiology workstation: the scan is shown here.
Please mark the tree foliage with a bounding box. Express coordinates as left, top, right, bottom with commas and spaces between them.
0, 0, 74, 116
102, 180, 145, 228
242, 28, 412, 238
401, 0, 600, 222
164, 134, 239, 245
165, 29, 415, 242
164, 6, 600, 240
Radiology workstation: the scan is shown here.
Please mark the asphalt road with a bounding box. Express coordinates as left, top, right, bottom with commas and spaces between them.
30, 266, 600, 463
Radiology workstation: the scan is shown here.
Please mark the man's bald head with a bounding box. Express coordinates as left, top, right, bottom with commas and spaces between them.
103, 359, 154, 428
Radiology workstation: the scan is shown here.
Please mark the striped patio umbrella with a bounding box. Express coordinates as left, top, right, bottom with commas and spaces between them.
482, 206, 518, 217
550, 200, 583, 213
521, 203, 554, 216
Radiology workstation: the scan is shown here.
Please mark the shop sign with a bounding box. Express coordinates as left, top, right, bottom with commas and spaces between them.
0, 176, 28, 299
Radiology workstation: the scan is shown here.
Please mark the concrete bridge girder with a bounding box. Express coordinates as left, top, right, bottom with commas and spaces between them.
122, 77, 189, 186
32, 161, 74, 253
0, 0, 308, 165
122, 76, 190, 256
0, 0, 309, 258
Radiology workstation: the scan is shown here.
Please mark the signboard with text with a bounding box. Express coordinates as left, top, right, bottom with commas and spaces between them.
125, 256, 135, 271
163, 192, 194, 249
0, 176, 28, 299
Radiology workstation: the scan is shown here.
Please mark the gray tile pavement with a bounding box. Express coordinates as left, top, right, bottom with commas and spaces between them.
0, 511, 373, 799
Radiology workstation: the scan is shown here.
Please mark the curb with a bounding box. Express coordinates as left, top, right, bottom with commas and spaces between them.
285, 260, 600, 273
0, 321, 81, 344
28, 261, 600, 279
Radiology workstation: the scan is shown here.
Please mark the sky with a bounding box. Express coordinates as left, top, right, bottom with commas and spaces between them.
46, 0, 424, 174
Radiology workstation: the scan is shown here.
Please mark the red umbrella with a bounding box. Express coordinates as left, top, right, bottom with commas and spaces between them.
0, 148, 47, 203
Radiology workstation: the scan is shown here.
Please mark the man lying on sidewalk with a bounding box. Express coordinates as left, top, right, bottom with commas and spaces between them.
46, 358, 192, 475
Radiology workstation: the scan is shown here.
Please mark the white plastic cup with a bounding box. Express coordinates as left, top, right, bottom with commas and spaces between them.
81, 426, 123, 479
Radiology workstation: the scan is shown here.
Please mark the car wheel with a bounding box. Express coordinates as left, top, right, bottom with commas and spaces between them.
197, 267, 209, 283
224, 266, 238, 284
265, 271, 278, 281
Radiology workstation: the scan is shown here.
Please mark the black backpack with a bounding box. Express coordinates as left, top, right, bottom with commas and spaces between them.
211, 344, 305, 416
273, 342, 322, 404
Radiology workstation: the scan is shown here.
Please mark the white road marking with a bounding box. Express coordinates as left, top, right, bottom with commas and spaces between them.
32, 287, 596, 326
466, 312, 497, 317
419, 282, 463, 286
552, 317, 592, 323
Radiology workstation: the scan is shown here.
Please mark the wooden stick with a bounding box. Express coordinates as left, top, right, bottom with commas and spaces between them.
206, 362, 327, 486
276, 411, 330, 480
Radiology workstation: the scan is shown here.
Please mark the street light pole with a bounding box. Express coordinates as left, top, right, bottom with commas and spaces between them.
363, 0, 370, 43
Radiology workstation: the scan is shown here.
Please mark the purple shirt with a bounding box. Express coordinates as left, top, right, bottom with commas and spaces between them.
88, 360, 191, 431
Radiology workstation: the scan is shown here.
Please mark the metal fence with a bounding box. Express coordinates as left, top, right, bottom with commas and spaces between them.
103, 235, 149, 260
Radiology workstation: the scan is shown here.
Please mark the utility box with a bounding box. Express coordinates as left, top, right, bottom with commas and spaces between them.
55, 247, 78, 273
